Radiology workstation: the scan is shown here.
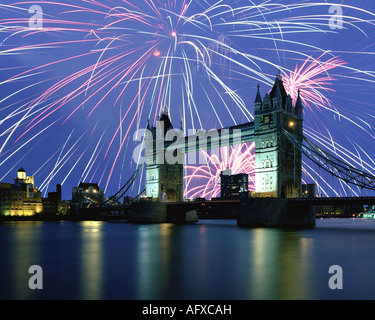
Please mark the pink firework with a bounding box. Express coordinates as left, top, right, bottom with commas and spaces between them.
184, 143, 255, 200
282, 53, 347, 111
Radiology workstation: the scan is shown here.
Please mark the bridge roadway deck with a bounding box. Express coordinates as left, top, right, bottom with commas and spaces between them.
79, 196, 375, 220
167, 196, 375, 208
84, 196, 375, 211
290, 196, 375, 206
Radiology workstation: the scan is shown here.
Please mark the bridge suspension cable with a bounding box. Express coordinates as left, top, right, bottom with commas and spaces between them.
282, 129, 375, 191
102, 162, 144, 206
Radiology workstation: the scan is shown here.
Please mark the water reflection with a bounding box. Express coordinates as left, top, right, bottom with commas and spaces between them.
276, 232, 313, 299
251, 229, 276, 299
79, 221, 104, 299
197, 224, 208, 292
136, 223, 177, 299
9, 222, 43, 299
133, 222, 319, 300
250, 229, 315, 299
2, 219, 375, 299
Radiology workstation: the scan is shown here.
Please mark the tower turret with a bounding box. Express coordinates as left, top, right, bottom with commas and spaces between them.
295, 89, 303, 119
254, 73, 303, 199
263, 93, 271, 110
145, 111, 183, 203
16, 167, 26, 180
286, 94, 293, 113
272, 78, 283, 109
254, 84, 262, 114
269, 72, 288, 110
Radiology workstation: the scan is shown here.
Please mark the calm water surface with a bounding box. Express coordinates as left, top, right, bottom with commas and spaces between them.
1, 218, 375, 300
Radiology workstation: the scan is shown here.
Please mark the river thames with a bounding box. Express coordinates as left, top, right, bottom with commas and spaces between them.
1, 218, 375, 300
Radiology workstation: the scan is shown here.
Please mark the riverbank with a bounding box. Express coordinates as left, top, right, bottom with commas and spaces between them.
0, 215, 124, 222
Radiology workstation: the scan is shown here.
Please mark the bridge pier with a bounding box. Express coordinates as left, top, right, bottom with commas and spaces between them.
167, 209, 198, 224
236, 198, 316, 228
127, 200, 198, 224
127, 201, 167, 223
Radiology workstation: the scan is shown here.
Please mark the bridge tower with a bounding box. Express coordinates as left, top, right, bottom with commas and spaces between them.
145, 110, 184, 203
254, 74, 303, 198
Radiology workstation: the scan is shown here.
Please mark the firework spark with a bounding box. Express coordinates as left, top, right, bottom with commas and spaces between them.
1, 1, 375, 198
184, 143, 255, 200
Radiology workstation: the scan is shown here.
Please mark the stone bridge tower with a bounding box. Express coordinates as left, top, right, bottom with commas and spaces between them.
145, 110, 184, 203
254, 74, 304, 198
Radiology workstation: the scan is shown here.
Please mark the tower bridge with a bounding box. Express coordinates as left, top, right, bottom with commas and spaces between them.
144, 73, 304, 204
123, 74, 310, 226
85, 73, 375, 227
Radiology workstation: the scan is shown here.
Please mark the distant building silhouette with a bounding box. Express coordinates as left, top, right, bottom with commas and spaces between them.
220, 168, 249, 199
43, 184, 62, 215
71, 182, 106, 210
0, 167, 61, 216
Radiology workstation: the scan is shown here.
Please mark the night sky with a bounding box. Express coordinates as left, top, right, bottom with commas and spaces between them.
1, 0, 375, 200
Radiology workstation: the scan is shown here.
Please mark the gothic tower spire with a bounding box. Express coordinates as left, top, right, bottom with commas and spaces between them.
254, 84, 262, 114
295, 89, 303, 118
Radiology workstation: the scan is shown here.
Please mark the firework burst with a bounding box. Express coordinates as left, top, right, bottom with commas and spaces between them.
1, 1, 375, 198
184, 143, 255, 200
281, 53, 346, 111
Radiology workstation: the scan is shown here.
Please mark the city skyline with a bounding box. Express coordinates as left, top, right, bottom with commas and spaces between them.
1, 1, 375, 201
